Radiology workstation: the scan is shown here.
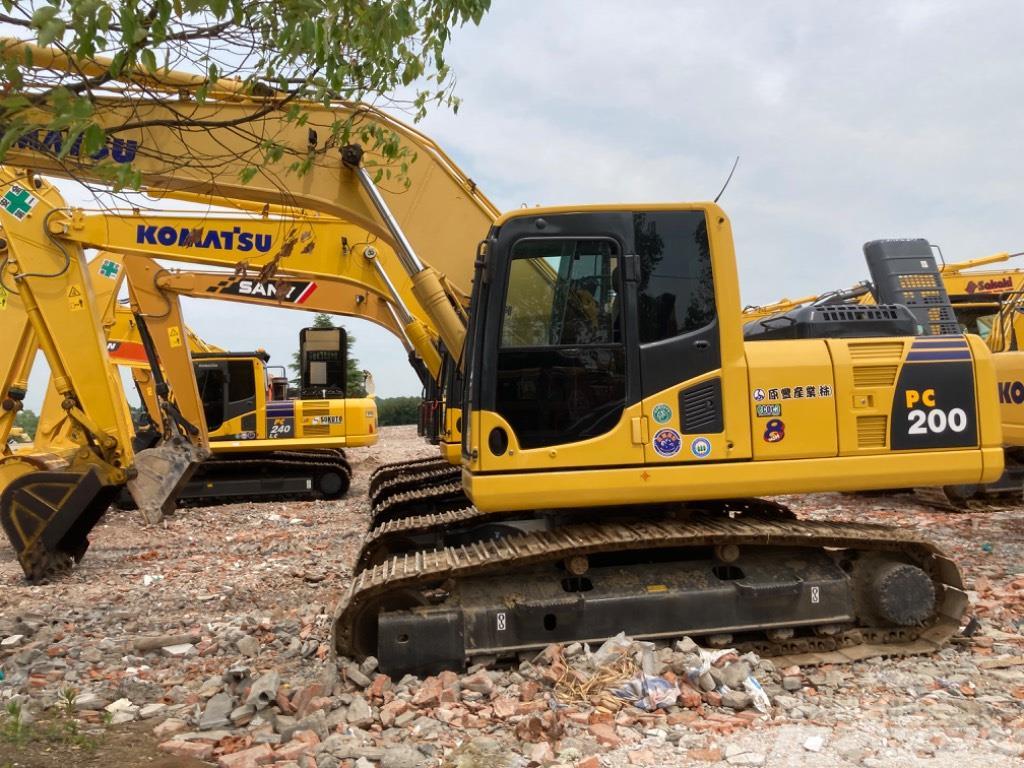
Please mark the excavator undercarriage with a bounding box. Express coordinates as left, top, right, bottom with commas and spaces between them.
334, 501, 966, 675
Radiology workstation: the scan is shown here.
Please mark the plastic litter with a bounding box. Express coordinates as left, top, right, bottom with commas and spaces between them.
743, 675, 772, 714
612, 674, 681, 712
589, 631, 656, 674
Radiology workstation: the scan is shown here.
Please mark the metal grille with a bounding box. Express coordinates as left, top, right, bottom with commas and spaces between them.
857, 415, 888, 448
679, 378, 723, 434
853, 365, 899, 387
863, 239, 960, 336
847, 341, 906, 361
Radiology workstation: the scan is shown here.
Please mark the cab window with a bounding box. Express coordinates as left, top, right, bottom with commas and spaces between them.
634, 211, 715, 344
496, 238, 625, 449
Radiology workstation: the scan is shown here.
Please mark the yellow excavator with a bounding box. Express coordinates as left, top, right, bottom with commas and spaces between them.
744, 249, 1024, 507
30, 248, 378, 505
108, 310, 376, 504
0, 42, 1006, 676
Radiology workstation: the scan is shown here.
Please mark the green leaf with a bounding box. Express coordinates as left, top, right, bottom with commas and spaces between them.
140, 49, 157, 74
38, 19, 66, 47
70, 97, 93, 119
0, 122, 28, 161
0, 95, 30, 111
81, 123, 105, 155
30, 6, 59, 27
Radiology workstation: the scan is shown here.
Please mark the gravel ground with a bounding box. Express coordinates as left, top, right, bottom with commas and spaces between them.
2, 425, 1023, 767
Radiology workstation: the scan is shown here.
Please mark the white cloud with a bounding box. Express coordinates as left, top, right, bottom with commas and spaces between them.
17, 0, 1024, 412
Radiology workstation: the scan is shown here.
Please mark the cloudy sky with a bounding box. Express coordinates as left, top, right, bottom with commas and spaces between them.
23, 0, 1024, 410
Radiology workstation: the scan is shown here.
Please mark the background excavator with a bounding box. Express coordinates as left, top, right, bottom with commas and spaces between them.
30, 247, 377, 506
108, 307, 374, 504
0, 43, 1006, 677
33, 203, 478, 525
744, 247, 1024, 508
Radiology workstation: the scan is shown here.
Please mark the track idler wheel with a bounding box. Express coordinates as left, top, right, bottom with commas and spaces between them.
316, 467, 351, 500
0, 467, 121, 582
870, 561, 936, 626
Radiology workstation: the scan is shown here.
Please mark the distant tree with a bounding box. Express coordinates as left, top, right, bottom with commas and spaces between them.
289, 313, 367, 397
13, 408, 38, 438
376, 396, 421, 426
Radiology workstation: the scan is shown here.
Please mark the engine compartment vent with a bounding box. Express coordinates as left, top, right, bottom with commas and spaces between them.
857, 415, 888, 448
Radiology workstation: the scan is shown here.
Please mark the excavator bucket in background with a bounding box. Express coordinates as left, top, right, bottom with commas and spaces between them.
0, 466, 122, 581
127, 436, 205, 525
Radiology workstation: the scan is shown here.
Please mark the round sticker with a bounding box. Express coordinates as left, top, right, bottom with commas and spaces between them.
652, 404, 673, 424
690, 437, 712, 458
752, 388, 766, 402
652, 428, 682, 458
763, 419, 785, 443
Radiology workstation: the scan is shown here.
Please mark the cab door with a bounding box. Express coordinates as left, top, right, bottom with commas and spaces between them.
632, 210, 750, 464
474, 211, 646, 470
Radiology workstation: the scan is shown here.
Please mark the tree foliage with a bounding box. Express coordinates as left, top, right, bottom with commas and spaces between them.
0, 0, 491, 188
375, 395, 420, 426
12, 408, 38, 438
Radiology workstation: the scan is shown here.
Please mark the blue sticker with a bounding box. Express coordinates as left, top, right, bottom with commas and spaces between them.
690, 437, 712, 458
652, 428, 682, 457
763, 419, 785, 443
752, 388, 766, 402
652, 404, 673, 424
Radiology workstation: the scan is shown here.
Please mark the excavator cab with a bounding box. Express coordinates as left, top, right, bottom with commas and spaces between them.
192, 352, 267, 437
464, 208, 726, 481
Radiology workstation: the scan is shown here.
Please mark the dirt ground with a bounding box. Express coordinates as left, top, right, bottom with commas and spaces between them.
2, 425, 1023, 767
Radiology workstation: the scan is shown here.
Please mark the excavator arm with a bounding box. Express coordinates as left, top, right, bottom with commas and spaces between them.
2, 40, 499, 361
49, 209, 443, 379
0, 171, 205, 580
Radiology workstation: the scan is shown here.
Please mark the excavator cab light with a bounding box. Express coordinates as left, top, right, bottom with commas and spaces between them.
340, 144, 364, 168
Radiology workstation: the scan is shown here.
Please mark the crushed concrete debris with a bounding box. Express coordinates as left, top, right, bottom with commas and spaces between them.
0, 426, 1022, 767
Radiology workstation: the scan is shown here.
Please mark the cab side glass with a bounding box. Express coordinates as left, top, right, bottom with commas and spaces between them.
634, 211, 715, 344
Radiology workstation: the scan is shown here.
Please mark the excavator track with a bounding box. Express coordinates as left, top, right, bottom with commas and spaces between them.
333, 512, 966, 676
357, 498, 796, 572
368, 463, 461, 509
368, 456, 450, 498
115, 449, 352, 509
182, 449, 351, 504
370, 480, 467, 527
